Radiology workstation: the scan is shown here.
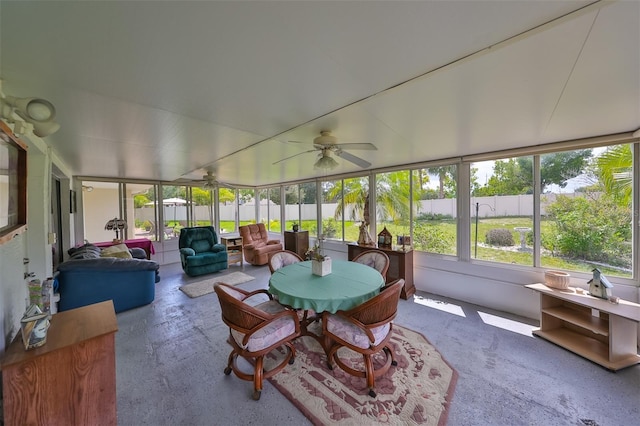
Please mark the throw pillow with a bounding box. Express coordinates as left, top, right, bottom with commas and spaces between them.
68, 243, 101, 259
100, 244, 133, 259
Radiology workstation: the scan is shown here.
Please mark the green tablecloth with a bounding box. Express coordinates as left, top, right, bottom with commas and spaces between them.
268, 260, 384, 314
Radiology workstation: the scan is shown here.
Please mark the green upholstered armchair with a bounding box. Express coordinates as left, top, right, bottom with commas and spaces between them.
179, 226, 228, 276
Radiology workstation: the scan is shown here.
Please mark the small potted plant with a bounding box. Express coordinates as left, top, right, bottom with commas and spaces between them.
306, 236, 331, 276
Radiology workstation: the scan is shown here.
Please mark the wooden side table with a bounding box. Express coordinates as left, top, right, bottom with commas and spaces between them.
347, 244, 415, 299
221, 236, 243, 266
1, 301, 118, 425
284, 230, 309, 259
526, 283, 640, 370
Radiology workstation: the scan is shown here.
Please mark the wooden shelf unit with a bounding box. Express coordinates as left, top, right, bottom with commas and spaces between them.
221, 236, 243, 266
1, 301, 118, 425
526, 283, 640, 371
284, 230, 309, 259
347, 244, 415, 300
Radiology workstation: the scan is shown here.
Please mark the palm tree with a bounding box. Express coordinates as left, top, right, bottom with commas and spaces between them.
427, 166, 456, 199
596, 144, 631, 206
326, 172, 418, 224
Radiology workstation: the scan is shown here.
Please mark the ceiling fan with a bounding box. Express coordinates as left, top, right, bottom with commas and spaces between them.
273, 131, 377, 170
176, 171, 235, 189
200, 171, 235, 189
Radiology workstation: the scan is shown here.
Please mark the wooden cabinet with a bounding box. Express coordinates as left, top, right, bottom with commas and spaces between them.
221, 236, 243, 266
284, 231, 309, 259
526, 283, 640, 371
347, 244, 415, 300
1, 301, 118, 425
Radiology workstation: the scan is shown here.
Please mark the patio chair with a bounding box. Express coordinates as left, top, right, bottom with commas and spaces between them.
351, 250, 390, 281
268, 250, 303, 274
322, 278, 404, 397
214, 283, 300, 400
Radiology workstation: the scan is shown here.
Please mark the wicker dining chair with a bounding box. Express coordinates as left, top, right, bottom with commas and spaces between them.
268, 250, 304, 274
214, 283, 300, 400
351, 250, 390, 281
322, 278, 404, 397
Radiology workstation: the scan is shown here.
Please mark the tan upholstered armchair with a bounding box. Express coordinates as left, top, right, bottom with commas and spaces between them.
238, 223, 283, 265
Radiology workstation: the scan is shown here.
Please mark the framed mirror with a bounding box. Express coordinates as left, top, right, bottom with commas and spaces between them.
0, 121, 27, 245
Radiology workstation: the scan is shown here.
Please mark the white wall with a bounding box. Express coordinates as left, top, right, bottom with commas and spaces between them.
0, 124, 73, 351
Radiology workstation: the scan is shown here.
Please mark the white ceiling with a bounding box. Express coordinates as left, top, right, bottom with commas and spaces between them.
1, 1, 638, 187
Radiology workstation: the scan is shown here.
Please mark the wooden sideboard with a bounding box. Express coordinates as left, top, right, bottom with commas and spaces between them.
526, 283, 640, 371
1, 301, 119, 425
347, 244, 415, 299
284, 230, 309, 259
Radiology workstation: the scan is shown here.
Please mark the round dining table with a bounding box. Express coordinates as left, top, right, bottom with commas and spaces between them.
268, 260, 384, 314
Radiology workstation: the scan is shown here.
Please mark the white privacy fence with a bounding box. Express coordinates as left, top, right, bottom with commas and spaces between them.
134, 193, 581, 223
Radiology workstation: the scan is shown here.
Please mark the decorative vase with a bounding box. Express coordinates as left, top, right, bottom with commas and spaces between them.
312, 257, 331, 277
292, 224, 299, 232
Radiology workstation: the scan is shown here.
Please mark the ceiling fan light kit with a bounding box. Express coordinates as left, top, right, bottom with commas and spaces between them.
314, 150, 339, 170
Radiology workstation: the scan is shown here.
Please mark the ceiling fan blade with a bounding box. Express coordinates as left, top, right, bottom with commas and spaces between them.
272, 149, 317, 165
334, 143, 377, 150
335, 149, 371, 168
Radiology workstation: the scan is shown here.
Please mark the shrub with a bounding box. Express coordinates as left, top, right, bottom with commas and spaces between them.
415, 212, 454, 221
485, 228, 514, 246
321, 218, 338, 238
543, 194, 631, 267
413, 223, 455, 254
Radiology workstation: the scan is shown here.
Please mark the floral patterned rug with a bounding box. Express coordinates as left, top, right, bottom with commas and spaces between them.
265, 323, 457, 425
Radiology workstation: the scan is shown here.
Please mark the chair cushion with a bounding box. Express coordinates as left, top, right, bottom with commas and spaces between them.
191, 239, 212, 253
231, 300, 296, 352
326, 314, 391, 349
270, 253, 300, 271
355, 253, 387, 273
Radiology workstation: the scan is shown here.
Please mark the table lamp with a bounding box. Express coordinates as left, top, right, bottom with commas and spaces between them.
104, 218, 127, 243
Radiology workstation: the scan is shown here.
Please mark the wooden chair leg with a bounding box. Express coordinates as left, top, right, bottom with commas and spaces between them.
253, 356, 264, 400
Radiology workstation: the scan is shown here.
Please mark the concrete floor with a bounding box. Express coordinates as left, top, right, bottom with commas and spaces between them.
115, 262, 639, 426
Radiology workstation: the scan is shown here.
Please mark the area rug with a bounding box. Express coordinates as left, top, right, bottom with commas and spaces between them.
179, 272, 255, 298
265, 323, 457, 425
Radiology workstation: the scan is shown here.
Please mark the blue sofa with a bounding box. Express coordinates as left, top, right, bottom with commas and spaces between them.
56, 257, 159, 313
179, 226, 228, 276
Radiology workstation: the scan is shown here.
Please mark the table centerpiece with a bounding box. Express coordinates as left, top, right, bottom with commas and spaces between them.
307, 236, 331, 277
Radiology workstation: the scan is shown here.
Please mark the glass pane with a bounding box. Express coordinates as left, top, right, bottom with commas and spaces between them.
191, 186, 214, 228
267, 187, 281, 232
321, 179, 343, 241
412, 166, 457, 255
128, 183, 158, 241
470, 157, 533, 265
258, 189, 268, 226
82, 181, 120, 242
299, 182, 317, 237
161, 185, 187, 240
219, 187, 237, 233
284, 184, 299, 232
238, 188, 255, 229
540, 145, 632, 278
375, 171, 411, 248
